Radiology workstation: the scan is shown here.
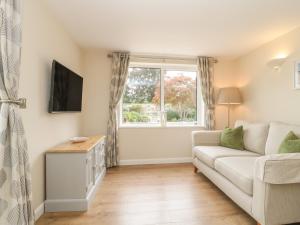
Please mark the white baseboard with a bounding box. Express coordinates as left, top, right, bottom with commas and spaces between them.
119, 157, 192, 166
34, 202, 45, 222
45, 198, 88, 212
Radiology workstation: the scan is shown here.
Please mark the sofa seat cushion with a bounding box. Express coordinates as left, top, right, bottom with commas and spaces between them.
215, 157, 257, 195
193, 146, 259, 168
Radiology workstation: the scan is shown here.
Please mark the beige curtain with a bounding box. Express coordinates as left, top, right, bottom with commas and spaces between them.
197, 57, 215, 130
0, 0, 34, 224
106, 52, 130, 167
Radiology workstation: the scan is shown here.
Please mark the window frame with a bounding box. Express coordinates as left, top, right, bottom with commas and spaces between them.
119, 62, 204, 128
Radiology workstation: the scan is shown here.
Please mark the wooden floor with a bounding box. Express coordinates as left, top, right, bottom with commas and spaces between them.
37, 163, 256, 225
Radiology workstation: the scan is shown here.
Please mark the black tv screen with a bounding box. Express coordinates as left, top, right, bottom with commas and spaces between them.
49, 60, 83, 113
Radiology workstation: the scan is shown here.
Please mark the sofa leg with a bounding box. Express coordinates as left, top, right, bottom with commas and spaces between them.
193, 166, 198, 173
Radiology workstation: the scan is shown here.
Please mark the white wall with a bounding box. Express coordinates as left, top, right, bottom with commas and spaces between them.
20, 0, 83, 209
81, 49, 111, 136
118, 127, 201, 162
234, 27, 300, 125
214, 60, 237, 128
81, 49, 237, 161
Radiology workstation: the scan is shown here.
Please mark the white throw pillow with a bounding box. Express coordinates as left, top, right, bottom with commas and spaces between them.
235, 120, 269, 155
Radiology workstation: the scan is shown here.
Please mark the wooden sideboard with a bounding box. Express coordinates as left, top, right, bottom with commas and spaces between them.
45, 135, 106, 212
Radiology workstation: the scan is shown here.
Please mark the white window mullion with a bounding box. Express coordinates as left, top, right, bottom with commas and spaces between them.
160, 66, 165, 127
196, 73, 200, 126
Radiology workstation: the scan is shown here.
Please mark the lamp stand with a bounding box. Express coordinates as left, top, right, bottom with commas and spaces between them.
227, 104, 230, 128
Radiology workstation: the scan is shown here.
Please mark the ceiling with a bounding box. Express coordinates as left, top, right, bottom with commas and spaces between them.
43, 0, 300, 58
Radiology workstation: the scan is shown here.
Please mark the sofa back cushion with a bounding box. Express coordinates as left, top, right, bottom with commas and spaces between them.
234, 120, 269, 155
265, 122, 300, 155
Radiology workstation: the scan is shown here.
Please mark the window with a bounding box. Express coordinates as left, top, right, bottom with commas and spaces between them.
120, 64, 203, 127
121, 67, 161, 126
164, 70, 197, 124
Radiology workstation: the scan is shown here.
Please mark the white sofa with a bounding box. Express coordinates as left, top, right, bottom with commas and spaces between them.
192, 121, 300, 225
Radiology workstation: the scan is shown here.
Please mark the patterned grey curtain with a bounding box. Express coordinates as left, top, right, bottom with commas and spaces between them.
106, 52, 130, 168
0, 1, 34, 225
197, 57, 215, 130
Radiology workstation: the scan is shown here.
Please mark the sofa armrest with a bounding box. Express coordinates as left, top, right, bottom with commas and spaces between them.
252, 154, 300, 225
255, 153, 300, 184
191, 130, 222, 147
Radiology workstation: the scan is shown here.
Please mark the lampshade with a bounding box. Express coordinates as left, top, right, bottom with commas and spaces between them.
217, 87, 242, 105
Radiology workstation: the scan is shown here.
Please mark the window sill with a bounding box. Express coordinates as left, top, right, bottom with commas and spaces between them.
119, 124, 204, 129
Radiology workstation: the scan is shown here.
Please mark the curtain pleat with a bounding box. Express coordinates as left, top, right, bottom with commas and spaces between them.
0, 0, 34, 224
197, 57, 215, 130
106, 52, 130, 168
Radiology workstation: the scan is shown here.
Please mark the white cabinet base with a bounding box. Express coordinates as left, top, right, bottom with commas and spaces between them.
45, 168, 106, 212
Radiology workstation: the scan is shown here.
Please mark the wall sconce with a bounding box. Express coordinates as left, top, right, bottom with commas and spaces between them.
267, 57, 287, 70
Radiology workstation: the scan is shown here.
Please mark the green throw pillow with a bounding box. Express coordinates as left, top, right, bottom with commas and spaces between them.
220, 126, 244, 150
278, 131, 300, 154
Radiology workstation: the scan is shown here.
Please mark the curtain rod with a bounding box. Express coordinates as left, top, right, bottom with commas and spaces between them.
107, 54, 218, 63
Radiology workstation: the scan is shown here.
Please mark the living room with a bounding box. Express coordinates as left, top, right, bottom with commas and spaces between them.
1, 0, 300, 225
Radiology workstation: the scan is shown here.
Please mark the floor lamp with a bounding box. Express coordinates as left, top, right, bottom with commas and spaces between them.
217, 87, 242, 127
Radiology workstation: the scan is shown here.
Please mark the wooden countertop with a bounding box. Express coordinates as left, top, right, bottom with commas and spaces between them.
47, 135, 106, 153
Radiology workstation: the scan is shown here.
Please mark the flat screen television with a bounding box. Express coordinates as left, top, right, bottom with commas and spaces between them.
49, 60, 83, 113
